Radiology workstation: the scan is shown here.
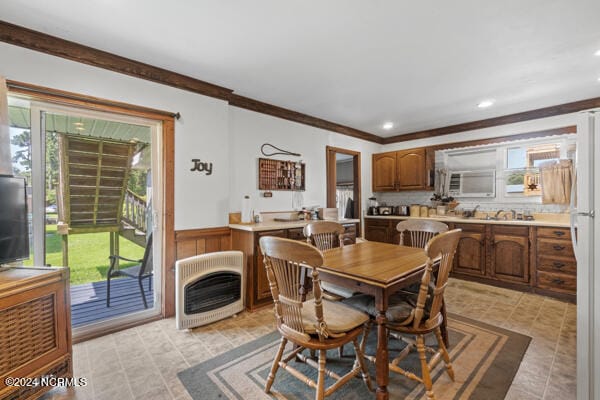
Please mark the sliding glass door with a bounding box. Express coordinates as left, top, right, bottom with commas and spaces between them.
8, 97, 163, 332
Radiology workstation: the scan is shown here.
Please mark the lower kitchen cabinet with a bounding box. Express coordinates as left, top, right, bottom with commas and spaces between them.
232, 222, 358, 311
363, 217, 575, 302
452, 223, 486, 277
488, 225, 530, 284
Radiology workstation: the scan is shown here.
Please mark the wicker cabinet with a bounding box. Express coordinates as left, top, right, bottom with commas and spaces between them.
0, 267, 72, 400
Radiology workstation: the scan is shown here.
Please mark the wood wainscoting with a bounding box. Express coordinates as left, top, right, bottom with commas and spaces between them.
174, 227, 232, 259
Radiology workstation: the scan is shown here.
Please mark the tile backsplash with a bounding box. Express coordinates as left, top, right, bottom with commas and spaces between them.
375, 191, 569, 214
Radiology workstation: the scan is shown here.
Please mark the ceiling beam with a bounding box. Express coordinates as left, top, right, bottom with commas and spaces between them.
229, 94, 383, 143
0, 20, 381, 144
382, 98, 600, 144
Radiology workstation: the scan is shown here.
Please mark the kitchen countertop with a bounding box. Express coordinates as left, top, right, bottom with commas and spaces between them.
229, 218, 361, 232
364, 214, 570, 228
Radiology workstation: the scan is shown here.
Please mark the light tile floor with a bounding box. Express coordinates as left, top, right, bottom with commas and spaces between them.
41, 278, 576, 400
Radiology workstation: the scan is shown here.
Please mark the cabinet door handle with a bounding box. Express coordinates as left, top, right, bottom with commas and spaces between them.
552, 278, 565, 285
553, 245, 565, 251
553, 261, 566, 268
553, 230, 565, 236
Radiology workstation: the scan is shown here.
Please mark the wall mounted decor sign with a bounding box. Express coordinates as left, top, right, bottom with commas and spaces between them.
191, 159, 213, 175
258, 158, 305, 191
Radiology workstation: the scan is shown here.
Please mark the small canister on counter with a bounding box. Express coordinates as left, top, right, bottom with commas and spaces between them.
410, 204, 421, 217
428, 207, 437, 217
420, 205, 429, 217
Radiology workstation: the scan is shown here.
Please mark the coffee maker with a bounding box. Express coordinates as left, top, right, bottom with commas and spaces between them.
367, 197, 379, 215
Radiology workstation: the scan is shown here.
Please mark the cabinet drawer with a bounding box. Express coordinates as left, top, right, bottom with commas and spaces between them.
257, 229, 286, 238
364, 219, 390, 227
537, 227, 571, 240
453, 223, 486, 233
287, 228, 306, 241
492, 225, 529, 236
537, 238, 575, 259
537, 257, 577, 275
537, 271, 576, 294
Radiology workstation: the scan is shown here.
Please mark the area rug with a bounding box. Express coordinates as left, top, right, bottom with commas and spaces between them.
178, 314, 530, 400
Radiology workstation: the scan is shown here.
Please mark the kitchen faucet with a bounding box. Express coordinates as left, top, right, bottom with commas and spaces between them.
494, 209, 504, 219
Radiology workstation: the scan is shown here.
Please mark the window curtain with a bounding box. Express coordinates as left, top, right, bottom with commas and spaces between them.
539, 159, 573, 204
0, 76, 11, 175
336, 188, 353, 219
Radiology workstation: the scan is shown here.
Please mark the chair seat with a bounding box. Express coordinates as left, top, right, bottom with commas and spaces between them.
301, 298, 370, 335
320, 281, 356, 299
341, 293, 411, 322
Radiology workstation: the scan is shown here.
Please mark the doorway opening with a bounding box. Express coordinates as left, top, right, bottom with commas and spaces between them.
7, 96, 164, 335
326, 146, 361, 234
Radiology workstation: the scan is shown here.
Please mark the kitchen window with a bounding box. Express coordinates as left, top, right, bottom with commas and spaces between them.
505, 143, 561, 196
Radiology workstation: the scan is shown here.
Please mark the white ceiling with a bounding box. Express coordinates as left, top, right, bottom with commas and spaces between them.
1, 0, 600, 138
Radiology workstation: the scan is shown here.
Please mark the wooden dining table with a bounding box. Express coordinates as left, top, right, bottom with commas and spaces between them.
318, 241, 440, 400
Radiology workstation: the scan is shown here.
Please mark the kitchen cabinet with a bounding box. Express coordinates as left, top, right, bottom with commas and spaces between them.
372, 152, 397, 191
363, 216, 575, 302
452, 223, 486, 277
372, 147, 433, 192
489, 225, 530, 284
364, 218, 393, 243
255, 230, 287, 301
397, 148, 426, 189
231, 222, 359, 311
533, 227, 576, 300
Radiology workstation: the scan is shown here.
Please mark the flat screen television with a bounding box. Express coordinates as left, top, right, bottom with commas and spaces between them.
0, 175, 30, 265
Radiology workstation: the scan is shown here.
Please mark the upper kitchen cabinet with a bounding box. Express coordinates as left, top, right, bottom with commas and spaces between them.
372, 147, 434, 192
372, 151, 398, 191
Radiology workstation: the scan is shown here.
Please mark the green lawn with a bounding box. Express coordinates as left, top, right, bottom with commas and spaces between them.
25, 224, 145, 286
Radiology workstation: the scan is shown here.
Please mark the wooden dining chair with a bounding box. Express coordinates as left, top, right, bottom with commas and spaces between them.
259, 236, 372, 400
303, 221, 355, 300
396, 219, 449, 248
344, 229, 462, 400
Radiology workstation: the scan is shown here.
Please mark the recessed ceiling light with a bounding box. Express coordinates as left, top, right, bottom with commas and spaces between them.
382, 122, 394, 130
594, 49, 600, 56
477, 99, 495, 108
73, 122, 84, 126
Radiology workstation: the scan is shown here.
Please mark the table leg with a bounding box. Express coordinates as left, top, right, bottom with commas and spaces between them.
375, 311, 389, 400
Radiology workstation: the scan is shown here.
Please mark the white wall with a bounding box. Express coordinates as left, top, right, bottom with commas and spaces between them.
0, 42, 379, 230
228, 106, 379, 214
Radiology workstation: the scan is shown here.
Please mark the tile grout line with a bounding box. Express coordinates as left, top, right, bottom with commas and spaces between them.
540, 302, 569, 400
159, 319, 194, 368
136, 324, 181, 399
111, 331, 138, 400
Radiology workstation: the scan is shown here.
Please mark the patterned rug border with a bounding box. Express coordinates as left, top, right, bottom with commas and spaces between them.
178, 313, 531, 400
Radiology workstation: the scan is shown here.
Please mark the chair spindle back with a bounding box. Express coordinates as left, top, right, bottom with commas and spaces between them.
303, 221, 345, 251
396, 219, 449, 248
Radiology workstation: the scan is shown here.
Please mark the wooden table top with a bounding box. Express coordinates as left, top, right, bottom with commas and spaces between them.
320, 241, 428, 288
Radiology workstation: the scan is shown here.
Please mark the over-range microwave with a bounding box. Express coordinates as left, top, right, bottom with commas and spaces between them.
447, 170, 496, 198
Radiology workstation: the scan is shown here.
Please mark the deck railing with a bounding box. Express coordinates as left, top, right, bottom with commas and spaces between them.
122, 189, 147, 233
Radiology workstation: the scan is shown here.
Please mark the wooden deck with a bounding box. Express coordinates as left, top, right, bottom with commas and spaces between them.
70, 278, 154, 327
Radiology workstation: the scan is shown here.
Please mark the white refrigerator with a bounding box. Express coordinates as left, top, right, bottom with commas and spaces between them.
573, 111, 600, 400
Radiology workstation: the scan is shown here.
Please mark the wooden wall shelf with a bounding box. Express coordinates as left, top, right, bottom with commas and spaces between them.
258, 158, 305, 191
